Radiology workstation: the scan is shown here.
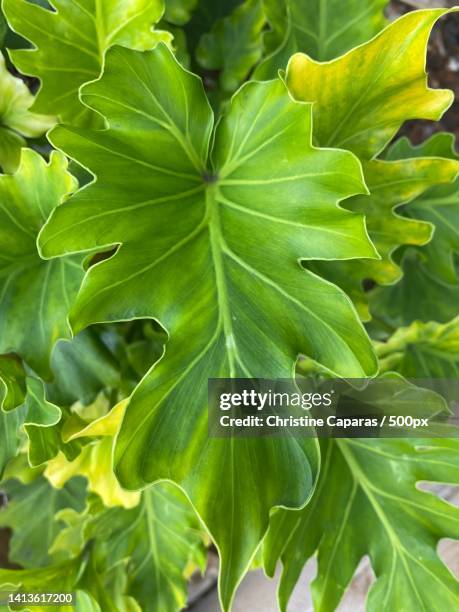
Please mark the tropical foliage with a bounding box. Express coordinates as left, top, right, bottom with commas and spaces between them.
0, 1, 458, 610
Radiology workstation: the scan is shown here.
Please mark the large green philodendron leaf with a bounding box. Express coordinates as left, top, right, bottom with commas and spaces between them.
0, 475, 86, 568
370, 248, 459, 327
0, 149, 83, 378
0, 51, 54, 173
38, 43, 379, 607
3, 0, 170, 127
286, 8, 457, 160
308, 155, 459, 319
196, 0, 265, 93
385, 133, 459, 285
264, 437, 459, 612
256, 0, 388, 78
377, 316, 459, 379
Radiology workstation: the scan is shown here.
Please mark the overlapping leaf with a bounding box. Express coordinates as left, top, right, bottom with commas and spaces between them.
264, 437, 459, 612
377, 316, 459, 379
45, 400, 140, 508
3, 0, 170, 126
370, 248, 459, 327
283, 9, 458, 318
37, 42, 381, 607
47, 328, 121, 406
196, 0, 264, 92
1, 402, 205, 611
164, 0, 197, 25
286, 8, 456, 159
0, 51, 54, 172
22, 377, 66, 467
54, 483, 206, 612
256, 0, 388, 78
0, 558, 83, 609
184, 0, 243, 53
0, 475, 86, 568
309, 154, 459, 319
0, 149, 83, 378
386, 133, 459, 285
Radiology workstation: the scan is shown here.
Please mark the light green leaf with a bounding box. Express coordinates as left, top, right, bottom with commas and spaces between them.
75, 592, 102, 612
45, 400, 140, 509
3, 0, 171, 126
196, 0, 265, 92
0, 557, 83, 612
256, 0, 389, 78
0, 475, 86, 568
385, 133, 459, 285
377, 316, 459, 379
164, 0, 197, 25
264, 437, 459, 612
370, 248, 459, 327
0, 149, 83, 378
0, 51, 54, 172
37, 43, 380, 607
59, 483, 206, 612
309, 154, 459, 319
286, 8, 456, 159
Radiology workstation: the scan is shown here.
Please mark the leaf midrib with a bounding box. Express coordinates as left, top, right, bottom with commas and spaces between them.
206, 183, 238, 377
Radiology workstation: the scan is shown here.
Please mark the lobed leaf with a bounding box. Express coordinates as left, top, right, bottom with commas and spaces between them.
0, 149, 83, 378
23, 376, 64, 467
184, 0, 243, 53
196, 0, 265, 92
0, 357, 26, 476
164, 0, 197, 25
264, 437, 459, 612
286, 8, 456, 159
0, 557, 83, 611
3, 0, 170, 126
0, 476, 86, 568
386, 133, 459, 286
47, 329, 121, 406
0, 51, 54, 172
65, 483, 206, 612
310, 154, 459, 319
377, 316, 459, 379
37, 42, 382, 607
256, 0, 389, 78
370, 248, 459, 327
45, 400, 140, 509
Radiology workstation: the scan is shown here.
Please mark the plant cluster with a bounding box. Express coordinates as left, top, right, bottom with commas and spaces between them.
0, 1, 458, 611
